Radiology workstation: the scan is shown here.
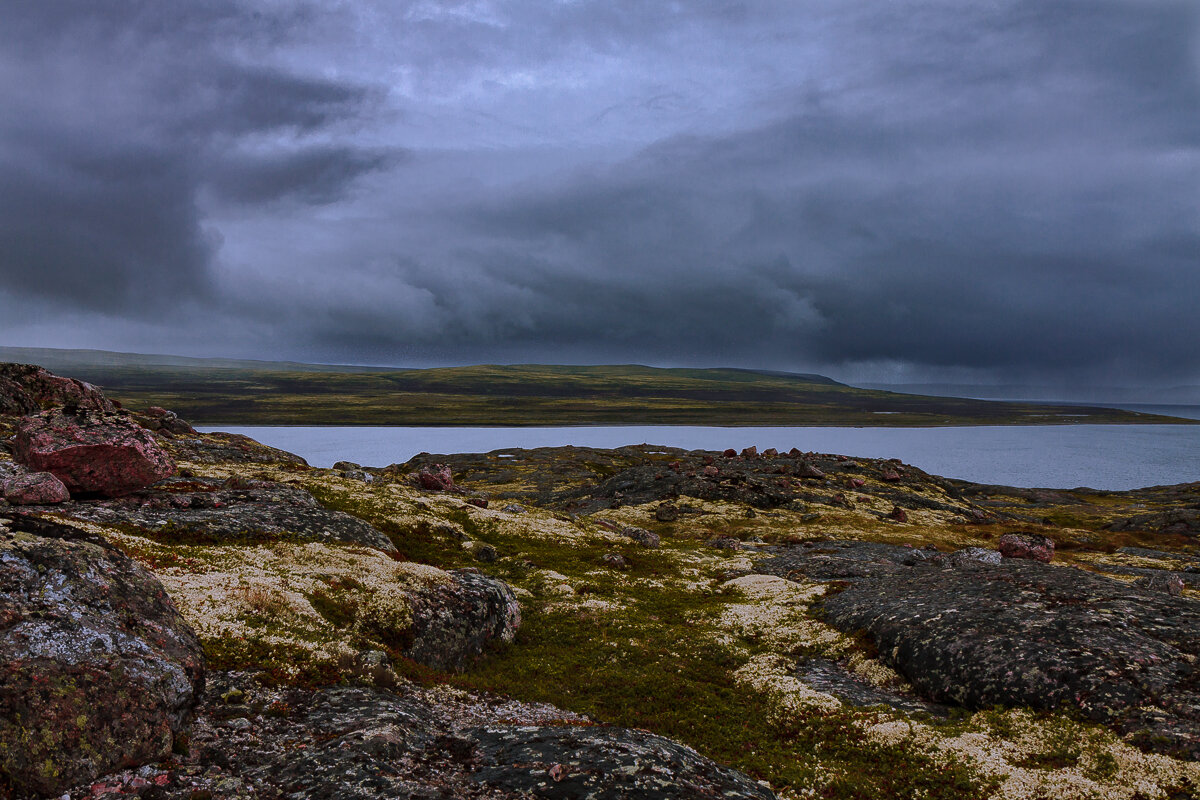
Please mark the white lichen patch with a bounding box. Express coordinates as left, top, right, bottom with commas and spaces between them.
87, 523, 456, 672
734, 654, 842, 714
718, 574, 842, 654
1073, 550, 1195, 572
862, 708, 1200, 800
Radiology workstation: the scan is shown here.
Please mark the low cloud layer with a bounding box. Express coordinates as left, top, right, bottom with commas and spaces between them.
2, 0, 1197, 386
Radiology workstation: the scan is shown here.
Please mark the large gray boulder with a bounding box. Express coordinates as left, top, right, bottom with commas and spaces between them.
405, 568, 522, 671
0, 516, 205, 796
818, 556, 1200, 759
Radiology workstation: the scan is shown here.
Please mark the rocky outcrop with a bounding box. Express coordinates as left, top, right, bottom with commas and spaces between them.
21, 477, 397, 553
811, 552, 1200, 759
1, 471, 69, 505
139, 406, 197, 436
1109, 508, 1200, 537
160, 431, 309, 467
400, 445, 991, 520
0, 516, 204, 796
63, 671, 775, 799
13, 408, 175, 496
404, 569, 521, 671
0, 363, 115, 416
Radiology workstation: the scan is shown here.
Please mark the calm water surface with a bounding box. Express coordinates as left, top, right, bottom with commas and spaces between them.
198, 423, 1200, 491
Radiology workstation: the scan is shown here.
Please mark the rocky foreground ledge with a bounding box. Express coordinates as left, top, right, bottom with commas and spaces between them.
1, 363, 1199, 799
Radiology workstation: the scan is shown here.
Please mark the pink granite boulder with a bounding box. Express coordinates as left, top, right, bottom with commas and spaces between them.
415, 464, 459, 492
998, 532, 1055, 563
0, 363, 115, 416
13, 409, 175, 497
2, 471, 70, 505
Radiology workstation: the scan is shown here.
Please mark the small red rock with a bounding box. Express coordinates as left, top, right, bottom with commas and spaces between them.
416, 465, 458, 492
998, 532, 1055, 563
881, 469, 901, 482
702, 465, 719, 477
2, 471, 70, 504
722, 448, 737, 458
740, 446, 758, 458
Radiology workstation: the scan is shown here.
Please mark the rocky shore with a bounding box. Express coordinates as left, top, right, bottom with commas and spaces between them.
1, 363, 1197, 799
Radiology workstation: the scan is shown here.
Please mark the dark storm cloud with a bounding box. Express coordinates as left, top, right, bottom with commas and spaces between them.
208, 147, 396, 206
0, 0, 386, 316
1, 0, 1197, 385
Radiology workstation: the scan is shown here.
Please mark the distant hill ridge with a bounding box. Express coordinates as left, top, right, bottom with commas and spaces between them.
0, 347, 845, 386
0, 346, 1189, 427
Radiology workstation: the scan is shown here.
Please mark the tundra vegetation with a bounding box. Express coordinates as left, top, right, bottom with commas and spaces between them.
0, 363, 1197, 799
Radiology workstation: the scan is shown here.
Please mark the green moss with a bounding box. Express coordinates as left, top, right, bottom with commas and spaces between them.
457, 589, 996, 798
201, 636, 347, 688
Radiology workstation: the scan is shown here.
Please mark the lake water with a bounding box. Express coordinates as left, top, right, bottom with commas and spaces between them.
197, 423, 1200, 491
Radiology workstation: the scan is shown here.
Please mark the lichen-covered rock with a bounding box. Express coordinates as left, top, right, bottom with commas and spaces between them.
404, 569, 521, 671
1134, 573, 1186, 596
71, 672, 774, 800
655, 502, 679, 522
1109, 508, 1200, 537
937, 546, 1002, 567
2, 470, 69, 504
818, 557, 1200, 759
0, 516, 204, 796
620, 525, 661, 548
998, 531, 1055, 562
467, 724, 776, 799
0, 363, 115, 416
400, 445, 983, 519
137, 406, 197, 436
13, 408, 175, 496
160, 431, 309, 466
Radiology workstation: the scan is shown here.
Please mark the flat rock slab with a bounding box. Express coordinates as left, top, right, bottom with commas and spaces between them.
66, 672, 776, 800
162, 431, 309, 467
30, 479, 397, 553
816, 557, 1200, 759
0, 516, 204, 796
757, 539, 938, 582
795, 659, 950, 719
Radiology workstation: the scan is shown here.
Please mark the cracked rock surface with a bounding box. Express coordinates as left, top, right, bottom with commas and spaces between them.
55, 672, 776, 800
796, 550, 1200, 758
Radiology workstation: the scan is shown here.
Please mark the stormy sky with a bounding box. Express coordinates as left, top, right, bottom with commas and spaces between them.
1, 1, 1197, 386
